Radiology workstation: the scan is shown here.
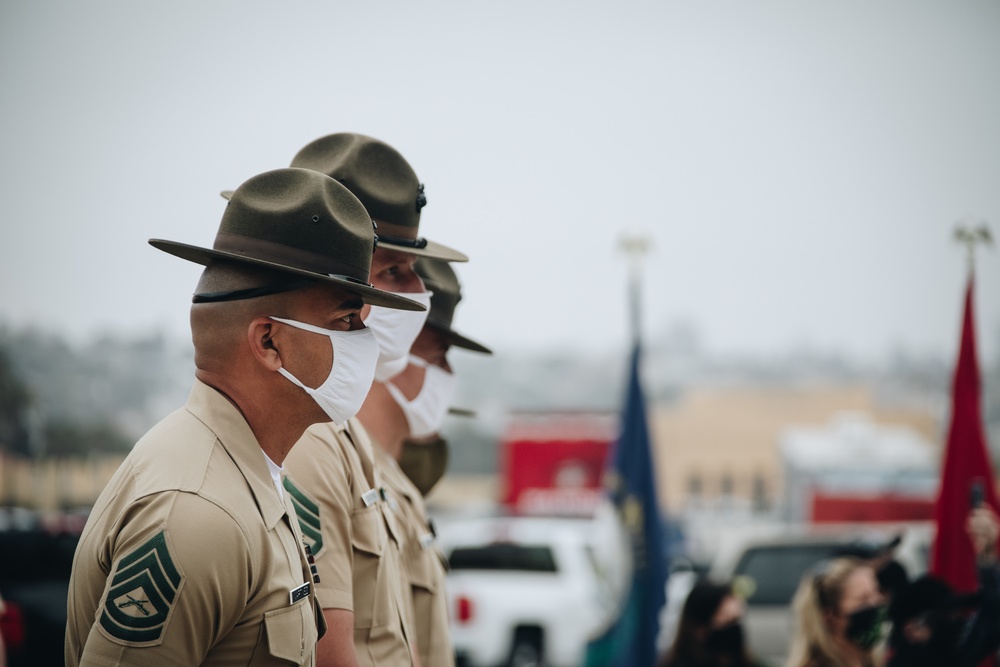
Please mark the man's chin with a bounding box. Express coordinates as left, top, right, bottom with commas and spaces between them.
306, 408, 338, 428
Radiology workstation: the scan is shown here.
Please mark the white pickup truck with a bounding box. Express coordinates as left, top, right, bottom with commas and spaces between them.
437, 513, 628, 667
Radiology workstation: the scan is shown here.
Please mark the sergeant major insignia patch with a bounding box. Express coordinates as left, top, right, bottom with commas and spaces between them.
283, 477, 324, 556
99, 530, 184, 645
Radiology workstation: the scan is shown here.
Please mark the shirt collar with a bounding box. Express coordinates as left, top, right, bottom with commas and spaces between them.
262, 451, 285, 502
185, 379, 286, 529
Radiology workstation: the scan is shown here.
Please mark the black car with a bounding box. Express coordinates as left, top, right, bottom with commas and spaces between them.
0, 509, 83, 667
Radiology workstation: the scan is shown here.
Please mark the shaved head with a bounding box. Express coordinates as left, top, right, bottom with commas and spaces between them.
190, 260, 368, 376
191, 261, 305, 370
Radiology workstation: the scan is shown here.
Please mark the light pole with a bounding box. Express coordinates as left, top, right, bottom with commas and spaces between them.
618, 232, 652, 346
953, 219, 993, 273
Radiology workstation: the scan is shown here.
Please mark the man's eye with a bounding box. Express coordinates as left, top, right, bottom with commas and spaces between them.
333, 313, 354, 327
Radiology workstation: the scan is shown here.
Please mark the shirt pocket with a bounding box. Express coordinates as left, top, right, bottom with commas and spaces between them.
350, 506, 390, 630
261, 597, 317, 665
406, 545, 438, 594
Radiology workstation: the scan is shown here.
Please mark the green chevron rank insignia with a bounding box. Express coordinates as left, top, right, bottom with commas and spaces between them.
99, 530, 184, 645
283, 477, 323, 556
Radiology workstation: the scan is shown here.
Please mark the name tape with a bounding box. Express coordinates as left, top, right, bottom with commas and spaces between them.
362, 488, 380, 507
289, 582, 311, 605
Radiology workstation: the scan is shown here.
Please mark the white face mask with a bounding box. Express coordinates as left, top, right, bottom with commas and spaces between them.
364, 291, 432, 382
271, 316, 379, 425
384, 355, 457, 439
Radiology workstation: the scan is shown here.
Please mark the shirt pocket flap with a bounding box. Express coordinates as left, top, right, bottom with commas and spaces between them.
382, 505, 405, 548
350, 506, 382, 557
263, 598, 315, 665
406, 547, 438, 592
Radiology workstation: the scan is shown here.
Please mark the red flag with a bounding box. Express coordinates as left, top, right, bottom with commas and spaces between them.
931, 276, 999, 593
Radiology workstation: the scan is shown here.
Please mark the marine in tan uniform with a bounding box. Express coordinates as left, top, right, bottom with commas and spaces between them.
358, 258, 492, 667
282, 133, 467, 667
66, 168, 425, 667
285, 415, 413, 667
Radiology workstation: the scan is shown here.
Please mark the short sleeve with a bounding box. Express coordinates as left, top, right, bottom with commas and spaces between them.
77, 491, 250, 666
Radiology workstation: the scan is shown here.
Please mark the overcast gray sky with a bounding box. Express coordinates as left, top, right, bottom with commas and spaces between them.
2, 1, 999, 364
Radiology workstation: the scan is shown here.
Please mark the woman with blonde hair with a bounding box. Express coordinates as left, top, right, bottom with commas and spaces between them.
785, 557, 887, 667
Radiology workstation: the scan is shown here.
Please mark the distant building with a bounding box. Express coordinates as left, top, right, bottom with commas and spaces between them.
430, 383, 945, 522
781, 412, 938, 522
649, 384, 940, 516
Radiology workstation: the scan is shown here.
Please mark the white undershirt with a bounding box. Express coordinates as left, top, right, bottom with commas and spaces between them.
262, 451, 284, 502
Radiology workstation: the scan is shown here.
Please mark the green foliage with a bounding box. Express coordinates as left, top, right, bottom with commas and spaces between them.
42, 420, 133, 457
0, 346, 32, 455
0, 325, 193, 459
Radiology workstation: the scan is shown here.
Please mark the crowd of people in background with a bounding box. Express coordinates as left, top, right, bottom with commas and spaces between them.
660, 580, 768, 667
661, 505, 1000, 667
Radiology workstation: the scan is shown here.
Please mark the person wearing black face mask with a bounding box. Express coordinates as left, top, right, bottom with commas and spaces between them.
887, 506, 1000, 667
787, 557, 886, 667
886, 576, 977, 666
660, 581, 768, 667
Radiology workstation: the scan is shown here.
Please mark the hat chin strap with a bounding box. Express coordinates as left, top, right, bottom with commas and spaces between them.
192, 279, 316, 303
377, 234, 428, 250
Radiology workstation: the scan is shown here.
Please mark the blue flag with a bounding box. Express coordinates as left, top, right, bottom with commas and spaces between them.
584, 344, 668, 667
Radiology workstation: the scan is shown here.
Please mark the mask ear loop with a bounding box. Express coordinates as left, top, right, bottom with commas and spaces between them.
278, 366, 312, 392
407, 355, 429, 368
270, 316, 333, 392
385, 356, 435, 433
270, 316, 338, 336
386, 355, 429, 407
384, 380, 412, 409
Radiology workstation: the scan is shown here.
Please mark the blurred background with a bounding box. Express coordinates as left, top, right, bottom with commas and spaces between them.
2, 1, 999, 666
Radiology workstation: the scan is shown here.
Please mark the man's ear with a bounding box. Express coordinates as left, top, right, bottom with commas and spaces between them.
248, 317, 282, 371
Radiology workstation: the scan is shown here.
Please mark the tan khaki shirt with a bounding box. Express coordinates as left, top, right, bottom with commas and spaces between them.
283, 419, 414, 667
65, 380, 323, 667
375, 446, 455, 667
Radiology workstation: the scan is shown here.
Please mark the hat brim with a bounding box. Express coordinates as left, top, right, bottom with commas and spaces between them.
149, 239, 427, 311
425, 321, 492, 354
379, 237, 469, 263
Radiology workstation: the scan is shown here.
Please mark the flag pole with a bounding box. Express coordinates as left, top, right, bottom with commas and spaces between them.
931, 219, 996, 594
619, 233, 652, 345
584, 231, 666, 667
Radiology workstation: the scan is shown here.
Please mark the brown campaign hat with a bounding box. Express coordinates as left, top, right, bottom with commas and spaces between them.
150, 168, 426, 311
415, 257, 491, 353
289, 133, 468, 262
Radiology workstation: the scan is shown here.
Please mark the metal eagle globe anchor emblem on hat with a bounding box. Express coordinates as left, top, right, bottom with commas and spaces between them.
289, 132, 468, 263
